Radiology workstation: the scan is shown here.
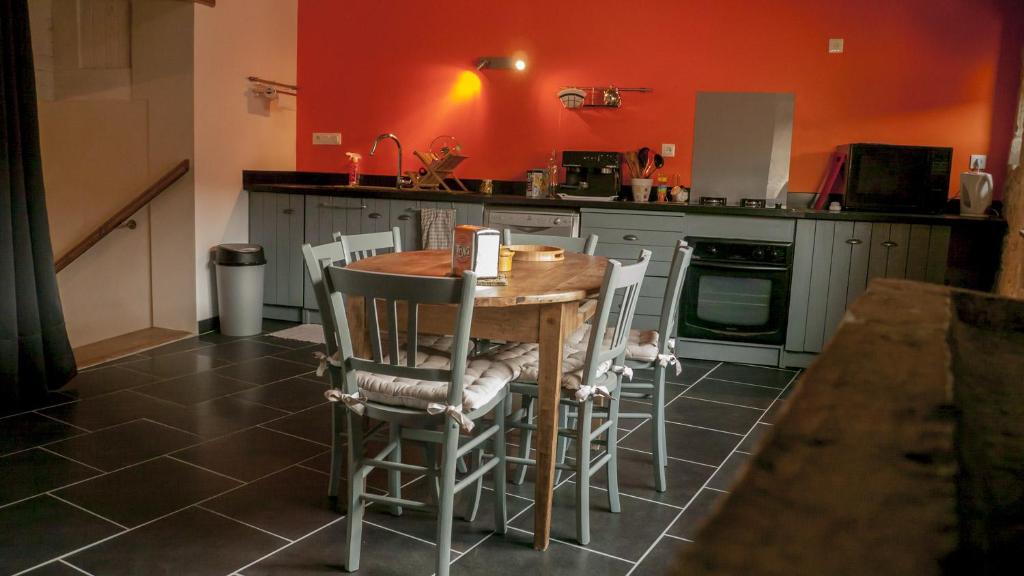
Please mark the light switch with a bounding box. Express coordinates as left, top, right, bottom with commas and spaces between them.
828, 38, 844, 54
313, 132, 342, 145
661, 143, 676, 158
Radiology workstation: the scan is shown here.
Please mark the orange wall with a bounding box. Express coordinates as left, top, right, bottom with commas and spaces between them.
297, 0, 1023, 196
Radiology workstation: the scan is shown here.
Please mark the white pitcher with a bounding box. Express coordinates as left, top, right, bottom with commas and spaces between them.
959, 171, 993, 216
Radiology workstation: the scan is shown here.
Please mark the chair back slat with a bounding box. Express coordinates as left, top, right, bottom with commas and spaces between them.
501, 230, 599, 256
582, 250, 652, 380
406, 303, 419, 368
385, 299, 401, 366
335, 227, 403, 264
657, 241, 694, 353
324, 265, 478, 407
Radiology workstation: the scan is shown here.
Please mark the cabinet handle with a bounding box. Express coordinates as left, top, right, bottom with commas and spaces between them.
882, 240, 898, 248
845, 238, 862, 245
368, 212, 382, 219
318, 202, 367, 210
282, 208, 295, 215
397, 214, 411, 221
623, 234, 639, 241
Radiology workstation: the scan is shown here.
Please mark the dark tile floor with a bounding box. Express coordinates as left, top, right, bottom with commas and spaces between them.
0, 323, 800, 576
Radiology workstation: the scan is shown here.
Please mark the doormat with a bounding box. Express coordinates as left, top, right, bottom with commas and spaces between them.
267, 324, 325, 344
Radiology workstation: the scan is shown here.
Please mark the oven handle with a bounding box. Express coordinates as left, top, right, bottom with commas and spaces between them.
700, 326, 781, 337
692, 260, 790, 273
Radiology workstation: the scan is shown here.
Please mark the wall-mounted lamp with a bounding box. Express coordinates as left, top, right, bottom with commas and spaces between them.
475, 56, 527, 71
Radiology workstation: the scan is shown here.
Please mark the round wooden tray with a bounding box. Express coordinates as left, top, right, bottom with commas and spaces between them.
506, 244, 565, 262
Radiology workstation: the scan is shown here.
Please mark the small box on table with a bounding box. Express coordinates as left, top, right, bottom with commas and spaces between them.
452, 225, 500, 279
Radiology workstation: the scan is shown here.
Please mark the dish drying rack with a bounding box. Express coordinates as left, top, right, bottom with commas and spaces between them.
408, 151, 470, 192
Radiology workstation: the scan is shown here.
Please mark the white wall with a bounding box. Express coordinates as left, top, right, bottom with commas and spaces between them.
194, 0, 297, 322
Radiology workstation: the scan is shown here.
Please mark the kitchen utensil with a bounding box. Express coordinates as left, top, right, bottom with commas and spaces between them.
653, 153, 664, 171
506, 244, 565, 262
624, 150, 641, 179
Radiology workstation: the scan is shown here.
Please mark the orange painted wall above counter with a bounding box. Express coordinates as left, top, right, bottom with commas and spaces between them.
297, 0, 1023, 196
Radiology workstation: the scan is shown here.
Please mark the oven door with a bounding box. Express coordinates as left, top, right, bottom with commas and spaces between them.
679, 260, 790, 345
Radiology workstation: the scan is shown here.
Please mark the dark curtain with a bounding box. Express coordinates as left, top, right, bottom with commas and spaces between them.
1, 0, 77, 408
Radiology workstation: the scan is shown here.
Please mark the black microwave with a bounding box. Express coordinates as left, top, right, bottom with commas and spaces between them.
838, 143, 952, 213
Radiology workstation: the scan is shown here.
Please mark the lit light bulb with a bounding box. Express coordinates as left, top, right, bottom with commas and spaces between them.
514, 59, 526, 71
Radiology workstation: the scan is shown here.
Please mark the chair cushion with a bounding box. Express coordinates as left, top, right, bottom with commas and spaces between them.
355, 350, 515, 413
484, 341, 612, 391
564, 324, 666, 363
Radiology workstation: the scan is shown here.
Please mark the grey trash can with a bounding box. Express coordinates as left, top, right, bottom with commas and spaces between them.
215, 244, 267, 337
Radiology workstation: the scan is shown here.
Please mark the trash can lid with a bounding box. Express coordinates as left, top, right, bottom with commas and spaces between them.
215, 244, 266, 266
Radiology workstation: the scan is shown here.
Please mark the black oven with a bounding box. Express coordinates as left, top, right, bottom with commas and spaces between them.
679, 237, 793, 345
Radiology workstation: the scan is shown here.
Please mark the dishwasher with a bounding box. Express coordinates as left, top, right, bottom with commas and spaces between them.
483, 207, 580, 237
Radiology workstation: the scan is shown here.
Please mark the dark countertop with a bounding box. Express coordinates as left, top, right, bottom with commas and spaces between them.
243, 170, 1008, 228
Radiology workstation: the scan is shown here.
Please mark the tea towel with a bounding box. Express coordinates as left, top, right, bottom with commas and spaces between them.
420, 207, 455, 249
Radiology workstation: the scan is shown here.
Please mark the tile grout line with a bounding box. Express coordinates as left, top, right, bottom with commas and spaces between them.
34, 410, 93, 433
617, 445, 720, 469
46, 493, 129, 531
506, 525, 637, 566
363, 519, 452, 550
700, 376, 790, 391
704, 486, 730, 494
231, 515, 349, 575
672, 394, 765, 411
195, 504, 293, 543
255, 424, 332, 448
565, 479, 687, 511
164, 455, 248, 484
663, 420, 745, 437
663, 534, 694, 542
36, 446, 107, 474
59, 559, 96, 576
623, 369, 800, 575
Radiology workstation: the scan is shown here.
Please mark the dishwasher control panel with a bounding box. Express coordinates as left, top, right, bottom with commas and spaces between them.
483, 208, 580, 236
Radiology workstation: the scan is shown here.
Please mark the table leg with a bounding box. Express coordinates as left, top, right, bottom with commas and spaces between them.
533, 301, 574, 550
345, 295, 371, 359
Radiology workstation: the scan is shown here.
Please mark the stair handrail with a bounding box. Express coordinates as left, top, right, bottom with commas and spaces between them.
55, 159, 190, 273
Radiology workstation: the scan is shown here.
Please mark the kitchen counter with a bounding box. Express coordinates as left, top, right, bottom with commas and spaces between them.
243, 170, 1009, 228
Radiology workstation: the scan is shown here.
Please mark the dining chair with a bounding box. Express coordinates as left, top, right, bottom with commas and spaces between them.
508, 241, 693, 493
499, 229, 597, 482
319, 264, 513, 576
618, 240, 692, 492
493, 249, 652, 545
333, 226, 402, 263
301, 240, 350, 500
501, 230, 599, 256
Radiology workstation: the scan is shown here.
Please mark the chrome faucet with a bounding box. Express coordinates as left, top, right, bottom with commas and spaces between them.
370, 133, 404, 189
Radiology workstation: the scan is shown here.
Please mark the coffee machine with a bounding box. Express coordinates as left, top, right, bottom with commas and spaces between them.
559, 151, 621, 200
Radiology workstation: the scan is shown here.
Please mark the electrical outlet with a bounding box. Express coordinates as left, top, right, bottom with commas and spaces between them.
828, 38, 844, 53
661, 143, 676, 158
969, 154, 987, 170
312, 132, 342, 146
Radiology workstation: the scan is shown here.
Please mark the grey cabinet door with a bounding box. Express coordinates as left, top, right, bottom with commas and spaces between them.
822, 221, 873, 344
785, 220, 816, 352
454, 202, 484, 226
303, 195, 365, 310
802, 221, 835, 353
389, 200, 419, 251
867, 222, 948, 284
361, 198, 391, 234
249, 191, 304, 308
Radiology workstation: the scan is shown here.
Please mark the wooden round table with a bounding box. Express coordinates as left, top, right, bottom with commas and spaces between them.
347, 249, 608, 550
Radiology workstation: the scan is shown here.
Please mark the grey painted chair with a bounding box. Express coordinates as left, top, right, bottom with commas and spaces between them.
618, 240, 693, 492
333, 226, 402, 263
500, 229, 597, 483
320, 264, 510, 576
503, 249, 652, 545
300, 241, 349, 500
501, 229, 598, 256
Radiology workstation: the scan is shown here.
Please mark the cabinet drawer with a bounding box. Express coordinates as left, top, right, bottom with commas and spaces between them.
582, 226, 685, 247
582, 209, 685, 232
683, 215, 795, 242
595, 243, 677, 265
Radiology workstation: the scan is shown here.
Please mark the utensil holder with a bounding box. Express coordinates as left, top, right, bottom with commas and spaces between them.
631, 179, 653, 202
